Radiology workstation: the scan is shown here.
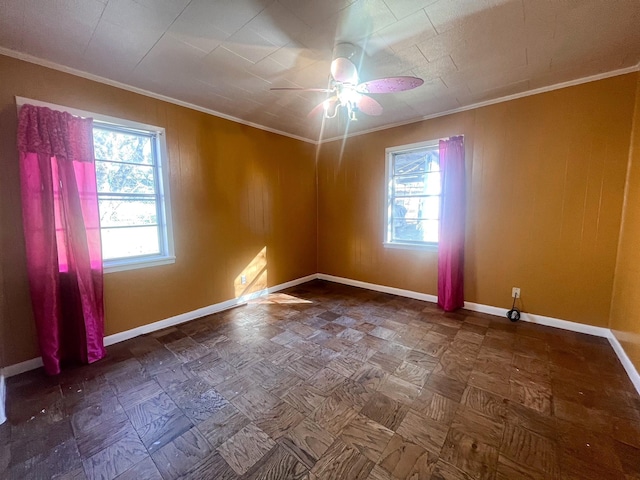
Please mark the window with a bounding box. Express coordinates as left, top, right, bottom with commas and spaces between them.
93, 123, 174, 272
384, 140, 440, 249
16, 96, 175, 273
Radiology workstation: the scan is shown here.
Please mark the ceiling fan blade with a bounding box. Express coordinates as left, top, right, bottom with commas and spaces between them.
357, 76, 424, 94
331, 57, 358, 84
271, 87, 332, 92
356, 95, 383, 116
308, 96, 339, 117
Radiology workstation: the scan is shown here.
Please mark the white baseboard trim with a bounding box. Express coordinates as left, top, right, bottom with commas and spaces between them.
0, 375, 6, 424
462, 301, 611, 338
316, 274, 439, 304
1, 273, 317, 378
607, 332, 640, 396
2, 272, 639, 397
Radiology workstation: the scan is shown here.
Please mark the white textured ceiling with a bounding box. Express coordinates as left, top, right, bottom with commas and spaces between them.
1, 0, 639, 142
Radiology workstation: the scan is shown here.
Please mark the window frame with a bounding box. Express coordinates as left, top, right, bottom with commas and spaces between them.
16, 97, 175, 273
384, 139, 440, 251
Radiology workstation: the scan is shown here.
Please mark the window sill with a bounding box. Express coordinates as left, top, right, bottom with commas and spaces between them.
104, 255, 176, 274
383, 242, 438, 252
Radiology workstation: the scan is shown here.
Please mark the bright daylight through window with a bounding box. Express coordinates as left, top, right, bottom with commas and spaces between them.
93, 122, 174, 272
385, 141, 440, 248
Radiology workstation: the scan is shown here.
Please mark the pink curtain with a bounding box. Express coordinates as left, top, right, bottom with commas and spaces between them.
18, 104, 106, 375
438, 136, 465, 312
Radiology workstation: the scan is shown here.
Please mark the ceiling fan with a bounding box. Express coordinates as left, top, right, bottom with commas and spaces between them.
270, 43, 424, 121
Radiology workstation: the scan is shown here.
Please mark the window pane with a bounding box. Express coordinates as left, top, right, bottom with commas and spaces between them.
393, 197, 440, 222
101, 226, 160, 260
394, 171, 441, 196
392, 219, 438, 244
96, 161, 155, 194
93, 127, 153, 165
393, 149, 439, 175
99, 197, 157, 227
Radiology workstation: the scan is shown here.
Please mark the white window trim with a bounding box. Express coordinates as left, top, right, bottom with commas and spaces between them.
384, 139, 440, 251
15, 96, 175, 274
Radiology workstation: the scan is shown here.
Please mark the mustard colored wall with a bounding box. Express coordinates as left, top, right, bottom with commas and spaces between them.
318, 73, 638, 328
610, 75, 640, 371
0, 54, 317, 367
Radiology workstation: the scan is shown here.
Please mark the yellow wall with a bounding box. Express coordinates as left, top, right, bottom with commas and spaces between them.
318, 73, 638, 328
610, 75, 640, 371
0, 55, 317, 366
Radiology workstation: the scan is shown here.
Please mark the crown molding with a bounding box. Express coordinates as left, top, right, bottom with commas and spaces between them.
2, 46, 638, 147
319, 64, 640, 144
0, 47, 318, 145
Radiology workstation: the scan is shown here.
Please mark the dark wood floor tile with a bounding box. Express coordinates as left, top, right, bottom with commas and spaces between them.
283, 385, 327, 415
286, 356, 326, 379
307, 368, 347, 395
231, 386, 281, 421
71, 396, 125, 437
614, 439, 640, 478
10, 417, 74, 465
189, 356, 237, 387
500, 422, 557, 477
116, 380, 163, 410
151, 426, 213, 479
396, 410, 449, 455
340, 413, 395, 462
378, 433, 438, 480
318, 311, 341, 322
151, 328, 187, 345
394, 361, 431, 388
197, 403, 250, 449
83, 432, 147, 480
377, 375, 420, 404
440, 429, 498, 480
311, 395, 359, 436
505, 402, 557, 439
114, 457, 162, 480
261, 369, 304, 398
180, 451, 238, 480
310, 438, 374, 480
328, 356, 365, 377
366, 465, 393, 480
243, 445, 308, 480
280, 418, 336, 468
125, 392, 177, 430
256, 401, 305, 440
405, 350, 439, 370
9, 438, 81, 480
468, 371, 511, 398
367, 352, 402, 374
331, 380, 373, 410
351, 363, 388, 391
137, 408, 193, 454
53, 466, 88, 479
461, 386, 507, 422
216, 423, 276, 475
425, 373, 466, 403
361, 392, 410, 431
167, 378, 229, 422
76, 415, 135, 459
412, 388, 459, 425
450, 406, 504, 448
556, 419, 624, 473
495, 454, 546, 480
508, 377, 552, 415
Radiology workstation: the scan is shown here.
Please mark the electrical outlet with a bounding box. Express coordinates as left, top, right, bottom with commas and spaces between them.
512, 287, 520, 298
241, 275, 247, 285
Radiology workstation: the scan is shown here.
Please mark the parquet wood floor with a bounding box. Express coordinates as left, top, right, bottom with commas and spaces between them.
2, 280, 639, 479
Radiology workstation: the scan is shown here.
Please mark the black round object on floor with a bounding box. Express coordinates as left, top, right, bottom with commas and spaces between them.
507, 308, 521, 322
